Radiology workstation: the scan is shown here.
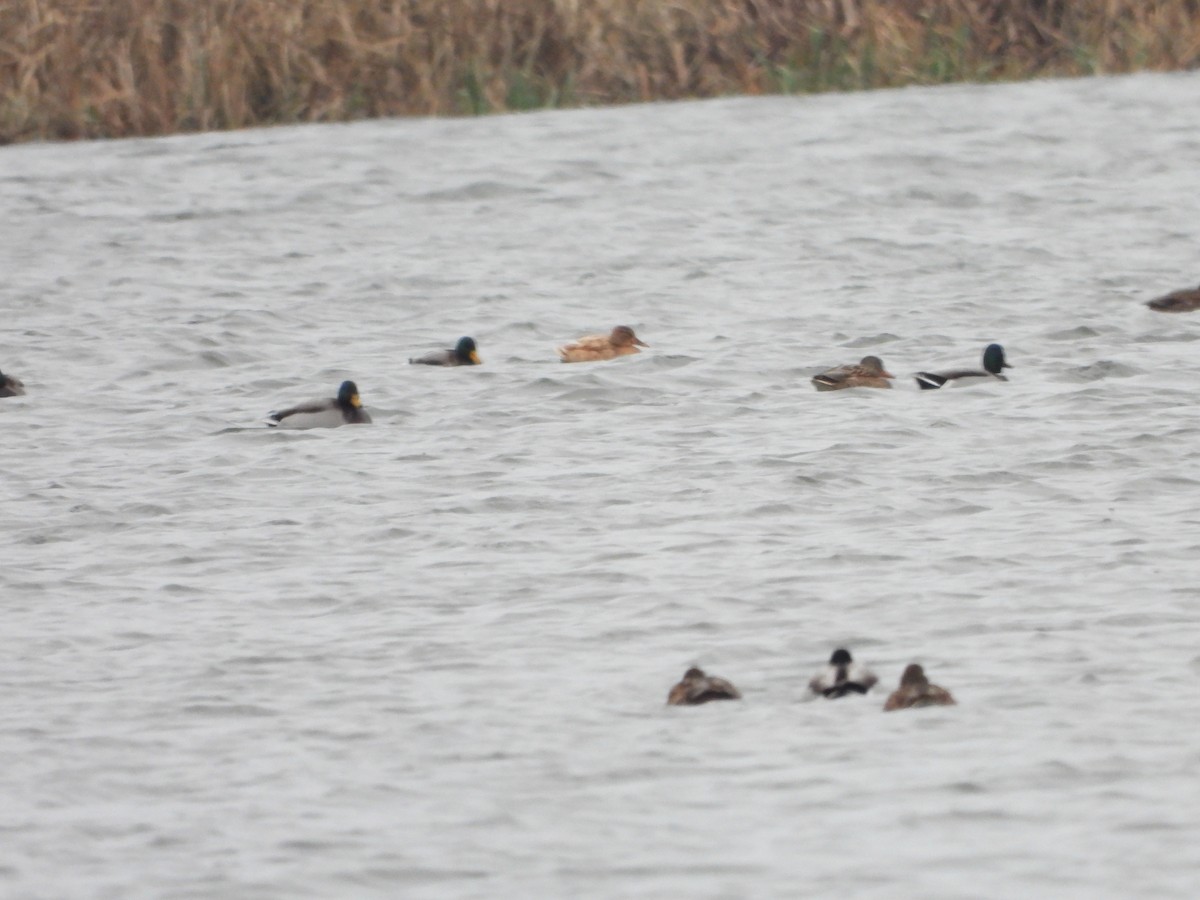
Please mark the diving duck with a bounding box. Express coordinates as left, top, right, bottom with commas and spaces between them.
914, 343, 1011, 390
409, 336, 481, 367
808, 648, 878, 698
667, 667, 741, 706
1146, 284, 1200, 313
883, 664, 956, 711
0, 369, 26, 397
811, 356, 894, 391
557, 325, 647, 363
267, 380, 372, 428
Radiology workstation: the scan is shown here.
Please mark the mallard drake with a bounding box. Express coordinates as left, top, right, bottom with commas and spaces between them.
883, 664, 956, 711
914, 343, 1011, 390
267, 380, 372, 428
0, 369, 26, 397
811, 355, 894, 391
808, 648, 878, 698
557, 325, 647, 363
667, 667, 741, 706
1146, 284, 1200, 313
409, 336, 481, 367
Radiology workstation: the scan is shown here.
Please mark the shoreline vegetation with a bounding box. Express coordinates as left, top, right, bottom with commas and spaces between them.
2, 0, 1198, 145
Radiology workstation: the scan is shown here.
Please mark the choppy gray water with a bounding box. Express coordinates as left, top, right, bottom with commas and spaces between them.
3, 71, 1200, 898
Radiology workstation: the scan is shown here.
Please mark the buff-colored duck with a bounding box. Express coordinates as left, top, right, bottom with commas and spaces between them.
812, 355, 894, 391
557, 325, 647, 363
0, 369, 26, 397
1146, 284, 1200, 313
808, 648, 878, 699
667, 667, 741, 706
883, 664, 956, 711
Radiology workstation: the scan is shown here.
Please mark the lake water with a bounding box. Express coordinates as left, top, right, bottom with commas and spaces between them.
3, 71, 1200, 898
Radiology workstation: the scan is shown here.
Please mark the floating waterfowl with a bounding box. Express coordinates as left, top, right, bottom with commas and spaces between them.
883, 664, 956, 711
0, 369, 25, 397
557, 325, 647, 363
811, 355, 894, 391
409, 336, 481, 367
808, 648, 878, 698
914, 343, 1011, 390
667, 667, 741, 706
1146, 284, 1200, 313
267, 380, 372, 428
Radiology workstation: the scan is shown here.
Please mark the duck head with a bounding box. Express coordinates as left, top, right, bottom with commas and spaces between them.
899, 664, 929, 688
860, 356, 894, 378
337, 380, 363, 408
611, 325, 648, 348
455, 336, 481, 365
983, 344, 1011, 375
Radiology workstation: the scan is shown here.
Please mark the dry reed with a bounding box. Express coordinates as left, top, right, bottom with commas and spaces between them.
1, 0, 1198, 144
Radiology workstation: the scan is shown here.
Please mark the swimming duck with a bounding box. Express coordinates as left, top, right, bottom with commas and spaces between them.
914, 343, 1011, 390
811, 356, 894, 391
667, 667, 741, 706
1146, 284, 1200, 313
808, 648, 878, 698
883, 664, 956, 711
0, 369, 25, 397
557, 325, 647, 363
409, 336, 481, 367
267, 380, 372, 428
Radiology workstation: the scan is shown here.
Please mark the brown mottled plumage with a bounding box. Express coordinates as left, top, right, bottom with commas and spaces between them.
1146, 285, 1200, 313
667, 667, 741, 706
812, 355, 894, 391
557, 325, 647, 363
883, 664, 956, 711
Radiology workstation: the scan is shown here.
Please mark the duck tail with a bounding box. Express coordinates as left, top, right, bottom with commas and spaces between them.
914, 372, 948, 390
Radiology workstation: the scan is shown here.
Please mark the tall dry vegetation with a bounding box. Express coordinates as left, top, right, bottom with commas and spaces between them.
1, 0, 1198, 143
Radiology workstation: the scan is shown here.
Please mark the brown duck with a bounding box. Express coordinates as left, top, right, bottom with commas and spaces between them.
557, 325, 647, 363
883, 664, 956, 711
812, 355, 894, 391
667, 667, 741, 706
1146, 284, 1200, 313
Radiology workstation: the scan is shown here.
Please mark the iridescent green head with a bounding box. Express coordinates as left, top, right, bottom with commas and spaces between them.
983, 344, 1010, 375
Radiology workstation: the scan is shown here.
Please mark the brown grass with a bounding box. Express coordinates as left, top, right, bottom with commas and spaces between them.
1, 0, 1198, 144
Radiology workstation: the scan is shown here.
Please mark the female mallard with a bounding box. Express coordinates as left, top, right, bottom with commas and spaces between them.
409, 336, 481, 367
0, 369, 26, 397
667, 667, 741, 706
267, 380, 372, 428
883, 664, 956, 711
1146, 284, 1200, 313
914, 343, 1011, 390
808, 648, 878, 698
557, 325, 647, 363
811, 355, 894, 391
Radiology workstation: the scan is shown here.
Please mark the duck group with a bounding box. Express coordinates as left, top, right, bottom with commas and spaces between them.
668, 648, 955, 712
2, 280, 1194, 419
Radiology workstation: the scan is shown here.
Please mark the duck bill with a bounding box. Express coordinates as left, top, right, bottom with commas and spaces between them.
882, 370, 895, 379
469, 350, 482, 364
634, 338, 649, 347
351, 394, 362, 408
